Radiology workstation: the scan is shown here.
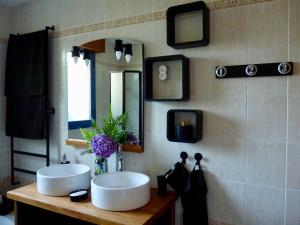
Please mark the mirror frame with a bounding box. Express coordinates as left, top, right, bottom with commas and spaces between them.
66, 39, 144, 153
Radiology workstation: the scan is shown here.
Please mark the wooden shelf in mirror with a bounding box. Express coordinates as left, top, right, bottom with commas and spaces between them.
65, 139, 144, 153
80, 39, 105, 53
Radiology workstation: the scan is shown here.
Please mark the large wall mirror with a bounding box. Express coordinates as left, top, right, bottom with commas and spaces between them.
66, 38, 144, 153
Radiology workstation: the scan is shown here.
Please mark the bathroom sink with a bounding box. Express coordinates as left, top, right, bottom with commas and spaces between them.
91, 171, 150, 211
37, 164, 91, 196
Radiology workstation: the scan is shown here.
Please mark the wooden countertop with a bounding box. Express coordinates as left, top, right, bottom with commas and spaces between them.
7, 183, 177, 225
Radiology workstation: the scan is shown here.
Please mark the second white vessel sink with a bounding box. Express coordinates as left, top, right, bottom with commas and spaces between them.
91, 171, 151, 211
37, 164, 91, 196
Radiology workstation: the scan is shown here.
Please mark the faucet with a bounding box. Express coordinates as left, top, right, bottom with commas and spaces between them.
116, 146, 123, 171
60, 153, 70, 164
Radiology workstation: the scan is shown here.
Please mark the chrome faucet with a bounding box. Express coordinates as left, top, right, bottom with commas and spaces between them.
60, 153, 70, 164
116, 146, 123, 171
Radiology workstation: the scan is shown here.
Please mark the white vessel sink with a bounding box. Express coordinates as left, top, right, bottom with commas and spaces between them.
37, 164, 91, 196
91, 171, 151, 211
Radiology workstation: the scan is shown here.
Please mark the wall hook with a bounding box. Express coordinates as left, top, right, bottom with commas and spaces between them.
180, 151, 188, 164
194, 153, 202, 166
45, 25, 55, 31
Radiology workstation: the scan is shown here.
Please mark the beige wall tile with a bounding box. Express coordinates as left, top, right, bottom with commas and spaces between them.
147, 20, 178, 57
144, 101, 179, 135
211, 6, 247, 52
245, 185, 285, 225
209, 180, 245, 225
288, 47, 300, 95
287, 142, 300, 189
286, 189, 300, 225
210, 139, 246, 181
246, 0, 288, 50
247, 77, 287, 96
127, 0, 152, 17
288, 96, 300, 142
152, 0, 180, 12
208, 96, 246, 139
104, 0, 128, 21
0, 6, 12, 37
247, 96, 287, 141
246, 48, 288, 64
1, 0, 300, 224
289, 0, 300, 48
247, 141, 286, 188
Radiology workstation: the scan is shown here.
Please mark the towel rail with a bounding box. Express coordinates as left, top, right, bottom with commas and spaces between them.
10, 107, 54, 185
13, 150, 48, 159
9, 25, 55, 185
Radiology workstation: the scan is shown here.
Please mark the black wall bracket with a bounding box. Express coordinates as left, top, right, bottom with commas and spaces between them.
215, 62, 293, 79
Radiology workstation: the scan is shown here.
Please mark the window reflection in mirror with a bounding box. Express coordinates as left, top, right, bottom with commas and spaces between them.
67, 39, 143, 149
67, 52, 95, 130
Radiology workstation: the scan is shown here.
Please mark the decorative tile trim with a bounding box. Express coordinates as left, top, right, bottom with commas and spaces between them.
49, 0, 273, 39
1, 0, 275, 42
207, 0, 274, 10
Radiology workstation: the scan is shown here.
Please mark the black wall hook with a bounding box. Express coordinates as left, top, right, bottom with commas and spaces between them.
180, 151, 188, 164
45, 25, 55, 31
194, 153, 203, 165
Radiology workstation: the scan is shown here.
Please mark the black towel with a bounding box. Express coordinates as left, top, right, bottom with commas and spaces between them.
165, 162, 190, 195
5, 30, 48, 96
181, 165, 208, 225
6, 96, 46, 139
5, 30, 48, 139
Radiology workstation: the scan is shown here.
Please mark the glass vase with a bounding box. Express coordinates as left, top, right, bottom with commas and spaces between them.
95, 156, 108, 176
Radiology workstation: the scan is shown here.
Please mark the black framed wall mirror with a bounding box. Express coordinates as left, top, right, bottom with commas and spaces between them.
66, 38, 144, 153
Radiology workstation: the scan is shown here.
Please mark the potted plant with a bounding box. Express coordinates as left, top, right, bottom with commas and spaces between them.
80, 108, 137, 175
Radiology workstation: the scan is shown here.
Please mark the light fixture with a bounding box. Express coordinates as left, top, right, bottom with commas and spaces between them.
114, 39, 123, 61
114, 40, 133, 63
83, 49, 91, 65
71, 46, 92, 65
72, 46, 80, 63
124, 44, 132, 63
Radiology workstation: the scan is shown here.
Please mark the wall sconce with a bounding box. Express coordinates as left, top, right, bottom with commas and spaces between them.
124, 44, 132, 63
72, 46, 80, 63
114, 39, 133, 63
83, 49, 91, 66
71, 46, 91, 65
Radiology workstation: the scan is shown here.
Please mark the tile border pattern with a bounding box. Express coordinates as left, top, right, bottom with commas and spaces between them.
0, 0, 274, 42
50, 0, 273, 39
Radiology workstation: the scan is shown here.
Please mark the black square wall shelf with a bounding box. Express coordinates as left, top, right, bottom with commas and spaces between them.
167, 1, 210, 49
144, 54, 189, 101
167, 110, 203, 143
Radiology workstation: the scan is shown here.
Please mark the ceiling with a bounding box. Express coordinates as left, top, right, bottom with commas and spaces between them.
0, 0, 36, 7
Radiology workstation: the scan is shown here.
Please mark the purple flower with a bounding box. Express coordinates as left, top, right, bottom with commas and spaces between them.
127, 133, 139, 144
91, 134, 118, 158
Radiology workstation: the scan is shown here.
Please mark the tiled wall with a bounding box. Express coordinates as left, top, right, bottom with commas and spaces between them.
0, 5, 12, 188
0, 0, 300, 224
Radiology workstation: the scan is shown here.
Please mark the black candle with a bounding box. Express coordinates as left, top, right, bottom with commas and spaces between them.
175, 121, 193, 142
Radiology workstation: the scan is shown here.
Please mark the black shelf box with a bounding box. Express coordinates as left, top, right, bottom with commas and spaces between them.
167, 1, 210, 49
167, 109, 203, 143
144, 54, 189, 101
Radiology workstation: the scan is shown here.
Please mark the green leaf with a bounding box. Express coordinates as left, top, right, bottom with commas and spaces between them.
80, 106, 137, 150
